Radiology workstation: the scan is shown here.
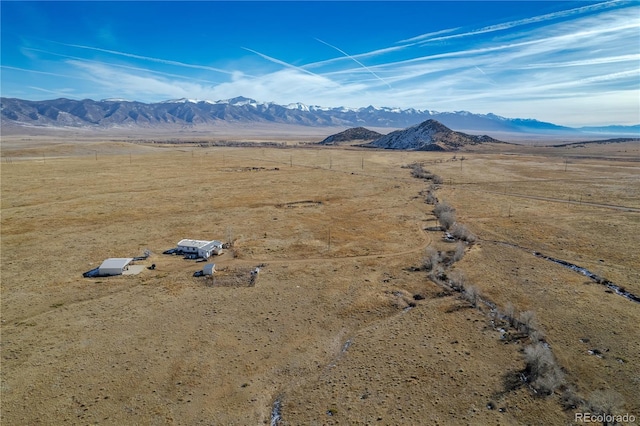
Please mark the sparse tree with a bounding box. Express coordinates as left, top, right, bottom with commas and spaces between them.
463, 285, 480, 307
523, 342, 565, 395
529, 328, 546, 343
433, 201, 455, 217
438, 210, 456, 230
560, 386, 584, 410
585, 390, 625, 422
518, 311, 538, 335
451, 223, 477, 243
226, 226, 234, 247
504, 302, 517, 327
425, 191, 437, 205
429, 264, 445, 282
410, 163, 438, 181
423, 247, 440, 271
452, 241, 465, 263
448, 270, 466, 292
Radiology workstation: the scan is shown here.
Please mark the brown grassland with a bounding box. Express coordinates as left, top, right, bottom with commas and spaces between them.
1, 134, 639, 425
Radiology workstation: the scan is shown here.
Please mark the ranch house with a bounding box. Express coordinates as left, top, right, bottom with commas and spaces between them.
177, 239, 223, 259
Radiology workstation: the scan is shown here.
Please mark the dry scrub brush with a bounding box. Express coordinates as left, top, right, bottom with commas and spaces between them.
517, 311, 538, 335
462, 285, 480, 307
438, 211, 456, 231
448, 270, 467, 292
425, 190, 437, 205
452, 241, 465, 263
523, 342, 566, 396
433, 201, 455, 217
503, 302, 517, 328
410, 163, 443, 184
450, 223, 477, 243
422, 247, 441, 272
585, 389, 625, 418
433, 201, 456, 230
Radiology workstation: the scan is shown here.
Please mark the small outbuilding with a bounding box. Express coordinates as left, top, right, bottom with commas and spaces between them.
98, 258, 134, 276
203, 263, 216, 276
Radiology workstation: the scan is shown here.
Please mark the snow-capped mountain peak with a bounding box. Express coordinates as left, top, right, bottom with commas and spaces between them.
161, 98, 200, 104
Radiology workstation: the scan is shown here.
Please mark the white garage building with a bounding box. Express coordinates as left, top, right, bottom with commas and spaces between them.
98, 258, 134, 276
177, 239, 223, 259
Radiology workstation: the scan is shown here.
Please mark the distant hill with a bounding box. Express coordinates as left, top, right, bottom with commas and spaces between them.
319, 127, 384, 145
550, 138, 640, 147
368, 119, 501, 151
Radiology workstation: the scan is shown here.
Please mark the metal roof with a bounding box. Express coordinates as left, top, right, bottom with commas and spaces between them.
177, 239, 212, 249
99, 258, 134, 270
177, 239, 223, 249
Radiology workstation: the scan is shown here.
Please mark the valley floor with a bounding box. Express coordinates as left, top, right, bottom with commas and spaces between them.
1, 140, 639, 424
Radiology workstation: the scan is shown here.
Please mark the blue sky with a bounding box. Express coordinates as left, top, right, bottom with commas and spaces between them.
1, 1, 639, 126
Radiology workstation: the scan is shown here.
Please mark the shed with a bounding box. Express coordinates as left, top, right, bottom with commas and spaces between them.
98, 258, 133, 276
203, 263, 216, 276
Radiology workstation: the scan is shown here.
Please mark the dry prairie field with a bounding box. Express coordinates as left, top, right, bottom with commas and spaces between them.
1, 137, 639, 425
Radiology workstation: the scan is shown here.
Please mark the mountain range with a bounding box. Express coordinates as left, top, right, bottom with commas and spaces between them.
1, 97, 638, 138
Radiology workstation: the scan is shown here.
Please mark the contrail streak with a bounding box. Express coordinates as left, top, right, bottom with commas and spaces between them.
55, 42, 236, 75
1, 65, 82, 79
314, 38, 392, 89
414, 0, 626, 44
23, 48, 221, 83
241, 47, 324, 78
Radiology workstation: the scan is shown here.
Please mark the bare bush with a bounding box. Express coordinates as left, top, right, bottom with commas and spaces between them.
503, 302, 517, 327
425, 191, 437, 205
533, 366, 565, 396
586, 390, 625, 418
451, 223, 477, 243
410, 163, 441, 182
452, 241, 465, 263
448, 270, 466, 292
428, 264, 445, 282
529, 328, 546, 343
423, 247, 440, 271
433, 201, 455, 217
438, 211, 456, 230
523, 342, 565, 395
518, 311, 538, 335
463, 285, 480, 307
560, 386, 584, 410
